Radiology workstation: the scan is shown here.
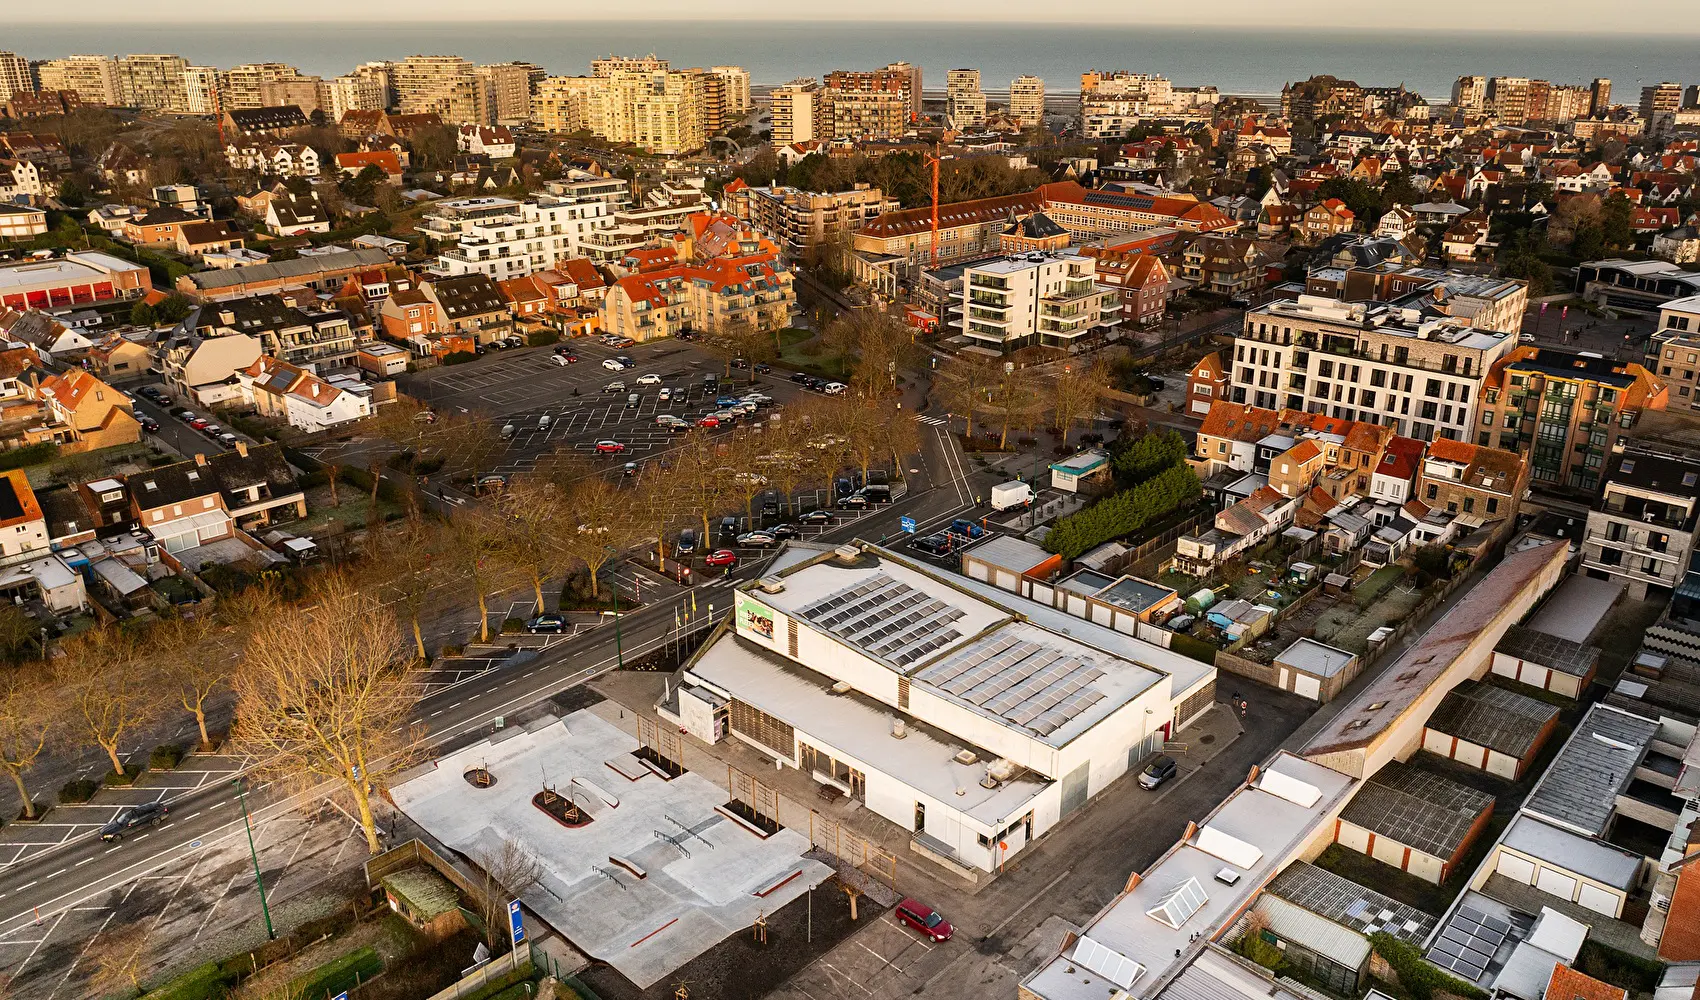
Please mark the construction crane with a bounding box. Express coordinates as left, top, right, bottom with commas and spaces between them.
926, 143, 941, 268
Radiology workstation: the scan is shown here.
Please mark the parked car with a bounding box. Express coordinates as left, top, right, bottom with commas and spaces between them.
718, 516, 740, 539
736, 530, 777, 548
894, 898, 953, 942
100, 801, 167, 842
658, 387, 672, 402
696, 415, 721, 428
476, 474, 508, 494
603, 381, 626, 392
1138, 754, 1179, 790
602, 358, 625, 371
837, 494, 868, 509
798, 510, 833, 525
949, 518, 984, 539
715, 396, 742, 408
790, 372, 811, 384
730, 357, 749, 369
913, 533, 954, 556
615, 355, 635, 368
770, 523, 799, 540
174, 408, 196, 421
754, 362, 772, 374
201, 423, 223, 437
551, 354, 573, 367
635, 372, 662, 386
676, 528, 698, 555
704, 549, 738, 568
138, 417, 160, 433
822, 382, 847, 395
217, 433, 238, 447
505, 336, 524, 348
526, 614, 568, 634
623, 462, 639, 477
594, 440, 626, 454
189, 418, 210, 431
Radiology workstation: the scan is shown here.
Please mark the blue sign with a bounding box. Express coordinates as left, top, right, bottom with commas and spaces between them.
509, 899, 526, 946
900, 516, 917, 534
332, 993, 349, 1000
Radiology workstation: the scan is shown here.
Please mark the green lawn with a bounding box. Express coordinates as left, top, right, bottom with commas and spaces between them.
777, 330, 851, 378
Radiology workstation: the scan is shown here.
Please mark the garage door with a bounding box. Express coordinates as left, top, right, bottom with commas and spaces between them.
1496, 852, 1536, 883
1536, 867, 1578, 901
996, 570, 1017, 591
1337, 822, 1371, 854
1577, 883, 1621, 917
967, 561, 989, 582
1423, 729, 1452, 755
1293, 674, 1322, 700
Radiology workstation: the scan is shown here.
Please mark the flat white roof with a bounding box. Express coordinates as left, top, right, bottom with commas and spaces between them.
1023, 753, 1355, 1000
688, 635, 1048, 827
0, 255, 138, 292
1499, 814, 1640, 890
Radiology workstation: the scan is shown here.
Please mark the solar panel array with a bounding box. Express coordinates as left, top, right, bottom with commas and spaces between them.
1428, 904, 1511, 983
795, 574, 966, 667
1266, 862, 1433, 946
915, 632, 1107, 737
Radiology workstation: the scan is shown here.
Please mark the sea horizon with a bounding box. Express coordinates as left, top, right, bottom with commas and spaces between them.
4, 21, 1693, 99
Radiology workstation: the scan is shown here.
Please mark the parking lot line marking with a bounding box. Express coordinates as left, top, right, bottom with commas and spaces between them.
73, 859, 90, 867
46, 869, 64, 878
15, 882, 34, 891
430, 711, 443, 718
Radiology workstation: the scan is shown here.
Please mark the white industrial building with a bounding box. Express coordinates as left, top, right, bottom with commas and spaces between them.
666, 542, 1217, 875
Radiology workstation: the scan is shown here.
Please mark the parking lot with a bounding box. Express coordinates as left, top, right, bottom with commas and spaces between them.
768, 908, 957, 1000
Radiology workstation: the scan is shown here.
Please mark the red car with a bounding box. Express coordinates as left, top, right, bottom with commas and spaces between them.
594, 440, 626, 454
704, 549, 738, 568
696, 415, 721, 428
189, 418, 210, 431
894, 897, 953, 942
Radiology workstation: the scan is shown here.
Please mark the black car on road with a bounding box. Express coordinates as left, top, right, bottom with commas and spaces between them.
101, 801, 168, 841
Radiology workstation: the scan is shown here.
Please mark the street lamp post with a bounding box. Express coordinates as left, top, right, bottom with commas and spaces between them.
233, 778, 276, 940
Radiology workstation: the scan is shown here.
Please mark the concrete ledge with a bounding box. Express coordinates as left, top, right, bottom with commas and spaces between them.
909, 836, 980, 883
715, 803, 777, 839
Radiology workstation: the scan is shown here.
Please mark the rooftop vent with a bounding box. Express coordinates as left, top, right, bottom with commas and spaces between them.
833, 543, 861, 563
954, 750, 978, 766
830, 681, 851, 695
890, 718, 908, 740
756, 576, 785, 593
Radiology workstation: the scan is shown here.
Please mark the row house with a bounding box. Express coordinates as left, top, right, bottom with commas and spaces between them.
1415, 438, 1529, 526
1478, 347, 1666, 493
1179, 235, 1280, 300
0, 159, 57, 203
127, 444, 304, 555
1174, 485, 1301, 575
456, 125, 517, 159
1300, 199, 1355, 243
600, 251, 797, 344
0, 205, 46, 241
424, 273, 512, 346
190, 293, 359, 370
264, 190, 331, 236
225, 143, 321, 178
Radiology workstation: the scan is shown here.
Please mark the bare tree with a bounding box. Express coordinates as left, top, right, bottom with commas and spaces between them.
935, 352, 1000, 438
558, 470, 639, 600
992, 364, 1043, 449
1052, 362, 1110, 445
472, 839, 545, 950
59, 628, 157, 777
0, 675, 56, 818
365, 517, 452, 661
231, 577, 424, 854
446, 511, 516, 644
151, 611, 229, 750
496, 474, 567, 611
671, 432, 736, 538
86, 925, 151, 999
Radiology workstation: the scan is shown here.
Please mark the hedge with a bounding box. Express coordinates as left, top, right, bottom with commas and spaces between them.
140, 960, 242, 1000
0, 442, 59, 472
59, 778, 98, 802
150, 744, 185, 770
288, 946, 383, 1000
443, 351, 477, 365
1370, 933, 1487, 1000
1043, 464, 1201, 560
527, 329, 561, 347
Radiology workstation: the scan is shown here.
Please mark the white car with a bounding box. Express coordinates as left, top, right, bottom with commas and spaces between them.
823, 382, 847, 395
658, 387, 672, 401
551, 354, 572, 366
602, 358, 624, 371
635, 373, 662, 386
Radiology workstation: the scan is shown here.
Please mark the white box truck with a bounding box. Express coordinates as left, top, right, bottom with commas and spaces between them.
991, 481, 1034, 510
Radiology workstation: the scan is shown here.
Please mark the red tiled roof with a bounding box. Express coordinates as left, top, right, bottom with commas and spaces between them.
1546, 964, 1626, 1000
1199, 401, 1282, 443
1376, 435, 1426, 481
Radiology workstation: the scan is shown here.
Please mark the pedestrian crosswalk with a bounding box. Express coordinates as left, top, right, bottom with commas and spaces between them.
915, 415, 948, 426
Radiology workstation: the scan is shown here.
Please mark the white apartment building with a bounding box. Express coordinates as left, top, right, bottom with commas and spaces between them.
1079, 71, 1181, 138
533, 76, 597, 134
578, 195, 703, 265
182, 66, 221, 115
1582, 449, 1700, 600
35, 55, 121, 106
394, 54, 489, 125
1229, 295, 1517, 442
1010, 75, 1045, 128
668, 541, 1217, 875
218, 63, 301, 110
424, 195, 610, 280
770, 79, 820, 144
710, 66, 751, 117
947, 68, 988, 130
1649, 294, 1700, 411
961, 251, 1121, 354
0, 53, 31, 104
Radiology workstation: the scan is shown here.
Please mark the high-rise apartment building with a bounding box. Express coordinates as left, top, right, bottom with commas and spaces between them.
533, 76, 595, 134
946, 68, 987, 130
824, 65, 918, 124
182, 66, 222, 115
116, 54, 190, 112
1590, 78, 1612, 116
770, 79, 819, 144
585, 67, 706, 154
326, 75, 386, 122
35, 55, 120, 105
1486, 77, 1531, 123
821, 89, 906, 141
0, 52, 32, 104
1642, 82, 1684, 134
394, 55, 490, 125
259, 76, 325, 114
353, 62, 396, 110
220, 63, 301, 109
1010, 75, 1045, 128
711, 66, 750, 117
1451, 75, 1487, 112
477, 62, 543, 125
591, 54, 668, 77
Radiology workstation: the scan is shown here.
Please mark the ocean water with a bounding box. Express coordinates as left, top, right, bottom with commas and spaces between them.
4, 21, 1693, 98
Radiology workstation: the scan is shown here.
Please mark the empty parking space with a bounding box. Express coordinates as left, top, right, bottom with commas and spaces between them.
774, 911, 947, 1000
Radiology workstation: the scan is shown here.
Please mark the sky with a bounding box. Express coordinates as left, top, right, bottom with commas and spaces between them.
8, 0, 1699, 29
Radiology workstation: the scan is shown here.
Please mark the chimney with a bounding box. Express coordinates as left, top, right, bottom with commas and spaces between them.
194, 453, 207, 466
1182, 820, 1198, 842
235, 441, 248, 458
